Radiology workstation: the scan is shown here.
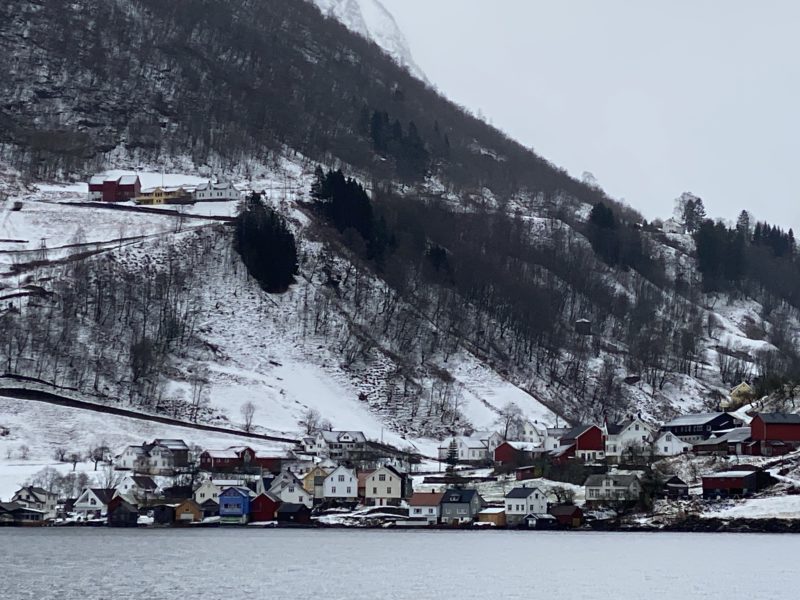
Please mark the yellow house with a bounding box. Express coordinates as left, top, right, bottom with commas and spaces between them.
135, 186, 189, 205
302, 466, 329, 497
724, 381, 755, 410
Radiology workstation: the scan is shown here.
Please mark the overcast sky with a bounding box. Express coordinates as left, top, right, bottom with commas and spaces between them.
382, 0, 800, 230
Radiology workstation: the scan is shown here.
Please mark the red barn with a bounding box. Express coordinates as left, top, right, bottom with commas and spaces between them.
751, 413, 800, 443
702, 470, 759, 499
494, 441, 539, 465
88, 174, 141, 202
549, 504, 583, 528
250, 493, 281, 522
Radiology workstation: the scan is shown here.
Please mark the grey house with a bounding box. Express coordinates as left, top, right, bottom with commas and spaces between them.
440, 488, 486, 524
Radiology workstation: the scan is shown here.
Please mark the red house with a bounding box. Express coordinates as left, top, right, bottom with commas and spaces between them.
200, 446, 257, 472
250, 493, 281, 522
88, 174, 141, 202
549, 504, 583, 528
702, 470, 759, 499
552, 425, 605, 463
494, 441, 540, 465
751, 413, 800, 446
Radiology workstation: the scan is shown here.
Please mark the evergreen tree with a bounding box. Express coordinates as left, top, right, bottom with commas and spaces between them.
736, 210, 751, 236
445, 439, 458, 472
234, 192, 298, 293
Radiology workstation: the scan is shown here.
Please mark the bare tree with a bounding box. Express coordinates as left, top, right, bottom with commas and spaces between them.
68, 452, 81, 471
18, 444, 30, 460
188, 365, 210, 422
95, 463, 123, 490
240, 401, 256, 433
26, 466, 63, 494
88, 440, 110, 471
496, 402, 524, 440
299, 408, 322, 434
53, 446, 68, 462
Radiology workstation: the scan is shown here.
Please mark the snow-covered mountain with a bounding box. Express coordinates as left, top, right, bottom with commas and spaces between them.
309, 0, 428, 82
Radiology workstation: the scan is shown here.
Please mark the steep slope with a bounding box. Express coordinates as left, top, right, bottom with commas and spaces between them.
2, 0, 800, 456
309, 0, 427, 82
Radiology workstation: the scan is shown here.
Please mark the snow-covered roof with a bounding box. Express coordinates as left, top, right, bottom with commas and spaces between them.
478, 507, 505, 514
694, 427, 752, 446
319, 430, 367, 443
505, 441, 542, 452
205, 450, 239, 459
118, 175, 139, 185
89, 175, 105, 185
153, 439, 189, 450
704, 470, 758, 479
663, 412, 725, 427
755, 413, 800, 424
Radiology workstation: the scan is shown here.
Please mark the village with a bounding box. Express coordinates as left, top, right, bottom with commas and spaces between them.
4, 392, 800, 530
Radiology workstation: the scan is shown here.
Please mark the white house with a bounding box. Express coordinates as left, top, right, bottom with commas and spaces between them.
438, 436, 489, 463
115, 475, 158, 502
504, 485, 548, 526
543, 427, 571, 451
11, 486, 58, 520
73, 488, 116, 518
192, 181, 240, 202
405, 491, 444, 524
364, 465, 406, 506
662, 217, 685, 234
115, 445, 148, 471
585, 474, 642, 504
653, 432, 692, 457
519, 420, 545, 445
311, 431, 368, 461
269, 472, 312, 508
322, 466, 358, 502
605, 417, 655, 463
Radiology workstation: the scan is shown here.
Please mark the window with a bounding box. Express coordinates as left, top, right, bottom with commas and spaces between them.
666, 434, 672, 441
299, 496, 304, 502
428, 508, 435, 514
379, 474, 386, 481
387, 487, 392, 494
413, 508, 421, 514
635, 424, 640, 431
346, 487, 351, 494
338, 475, 345, 482
331, 486, 336, 494
507, 504, 513, 511
664, 446, 668, 453
457, 508, 467, 514
373, 487, 377, 494
288, 486, 294, 493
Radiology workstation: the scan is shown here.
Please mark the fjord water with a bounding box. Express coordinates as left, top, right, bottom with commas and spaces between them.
1, 528, 797, 598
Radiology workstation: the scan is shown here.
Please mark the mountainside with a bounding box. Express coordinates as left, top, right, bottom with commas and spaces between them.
309, 0, 427, 82
3, 0, 800, 463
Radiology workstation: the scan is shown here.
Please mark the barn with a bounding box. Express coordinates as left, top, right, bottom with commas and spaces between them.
88, 175, 141, 202
702, 470, 759, 499
750, 413, 800, 451
250, 493, 281, 522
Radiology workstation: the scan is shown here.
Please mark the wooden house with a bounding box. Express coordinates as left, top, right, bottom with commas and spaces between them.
584, 474, 642, 506
406, 491, 445, 524
750, 413, 800, 454
504, 485, 548, 526
303, 466, 330, 499
107, 497, 139, 527
702, 470, 760, 499
659, 475, 689, 499
250, 493, 281, 522
364, 465, 409, 507
605, 417, 655, 463
152, 504, 176, 525
11, 486, 57, 520
200, 499, 219, 519
74, 488, 115, 518
653, 432, 692, 457
515, 465, 542, 481
440, 488, 486, 524
493, 441, 541, 466
476, 507, 506, 527
322, 465, 358, 504
88, 174, 141, 202
0, 502, 47, 525
175, 499, 202, 523
219, 486, 252, 525
553, 425, 605, 463
549, 504, 583, 528
276, 503, 311, 525
661, 412, 742, 443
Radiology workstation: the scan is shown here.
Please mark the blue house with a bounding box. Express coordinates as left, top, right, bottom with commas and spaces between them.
219, 487, 252, 525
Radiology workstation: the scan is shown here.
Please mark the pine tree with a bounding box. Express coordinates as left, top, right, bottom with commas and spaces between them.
445, 439, 458, 472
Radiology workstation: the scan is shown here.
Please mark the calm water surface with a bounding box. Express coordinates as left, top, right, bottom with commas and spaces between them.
1, 528, 798, 599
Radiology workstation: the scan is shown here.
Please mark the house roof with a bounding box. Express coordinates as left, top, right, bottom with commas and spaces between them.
503, 441, 541, 452
14, 486, 51, 502
277, 503, 307, 514
662, 412, 727, 427
549, 504, 582, 517
478, 507, 505, 514
205, 450, 240, 459
560, 425, 595, 441
200, 498, 219, 508
442, 488, 480, 504
319, 430, 366, 443
505, 486, 544, 499
357, 470, 375, 487
118, 175, 139, 185
210, 479, 246, 487
407, 491, 445, 506
130, 476, 158, 490
754, 413, 800, 424
152, 439, 189, 450
693, 427, 752, 446
704, 470, 758, 479
584, 474, 639, 487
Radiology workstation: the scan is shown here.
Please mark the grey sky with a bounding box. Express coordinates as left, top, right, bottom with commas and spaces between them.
382, 0, 800, 230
